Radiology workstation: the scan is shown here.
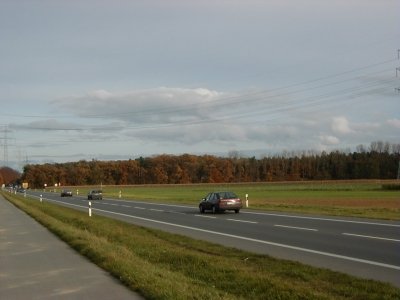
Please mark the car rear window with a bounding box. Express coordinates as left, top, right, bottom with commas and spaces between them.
218, 192, 237, 199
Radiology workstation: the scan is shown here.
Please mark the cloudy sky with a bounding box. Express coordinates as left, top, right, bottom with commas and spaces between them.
1, 0, 399, 169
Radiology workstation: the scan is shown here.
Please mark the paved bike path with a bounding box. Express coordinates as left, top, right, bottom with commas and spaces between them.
0, 194, 143, 299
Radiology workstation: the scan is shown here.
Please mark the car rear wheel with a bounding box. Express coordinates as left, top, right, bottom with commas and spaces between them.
234, 209, 240, 213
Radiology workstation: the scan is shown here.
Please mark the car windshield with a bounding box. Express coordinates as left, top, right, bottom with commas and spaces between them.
217, 192, 237, 199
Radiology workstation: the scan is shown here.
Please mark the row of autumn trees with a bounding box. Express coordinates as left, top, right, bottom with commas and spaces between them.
20, 142, 400, 188
0, 167, 21, 186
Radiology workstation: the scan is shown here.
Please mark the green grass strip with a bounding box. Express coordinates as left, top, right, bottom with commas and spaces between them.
3, 192, 400, 300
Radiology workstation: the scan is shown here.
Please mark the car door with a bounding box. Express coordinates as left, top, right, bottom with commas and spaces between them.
204, 193, 214, 210
209, 193, 220, 209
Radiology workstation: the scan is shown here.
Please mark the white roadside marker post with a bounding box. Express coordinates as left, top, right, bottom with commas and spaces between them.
40, 195, 42, 203
89, 201, 92, 217
119, 190, 122, 199
246, 194, 249, 208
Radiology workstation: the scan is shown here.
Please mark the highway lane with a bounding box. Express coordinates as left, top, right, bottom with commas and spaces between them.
21, 190, 400, 287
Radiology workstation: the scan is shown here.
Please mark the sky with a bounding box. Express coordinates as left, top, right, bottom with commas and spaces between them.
0, 0, 399, 170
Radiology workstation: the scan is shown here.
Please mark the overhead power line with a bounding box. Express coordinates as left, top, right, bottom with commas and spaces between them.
11, 75, 397, 132
4, 55, 399, 141
1, 57, 397, 120
5, 68, 397, 132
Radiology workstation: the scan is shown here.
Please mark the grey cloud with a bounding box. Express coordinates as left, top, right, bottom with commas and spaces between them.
10, 119, 125, 133
52, 88, 228, 124
331, 117, 353, 135
10, 119, 85, 131
128, 122, 247, 146
387, 118, 400, 129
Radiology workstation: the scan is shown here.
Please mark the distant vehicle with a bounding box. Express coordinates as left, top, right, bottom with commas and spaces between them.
199, 191, 242, 214
88, 190, 103, 200
17, 188, 26, 193
60, 189, 73, 197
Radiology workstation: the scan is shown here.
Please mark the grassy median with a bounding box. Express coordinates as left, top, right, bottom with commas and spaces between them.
3, 191, 400, 300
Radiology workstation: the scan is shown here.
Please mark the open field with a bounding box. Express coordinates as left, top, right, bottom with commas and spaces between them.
54, 180, 400, 220
3, 191, 400, 300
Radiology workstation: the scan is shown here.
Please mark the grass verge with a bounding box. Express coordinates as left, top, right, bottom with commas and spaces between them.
3, 191, 400, 300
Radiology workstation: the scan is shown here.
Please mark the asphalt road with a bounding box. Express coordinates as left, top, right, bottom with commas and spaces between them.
19, 190, 400, 287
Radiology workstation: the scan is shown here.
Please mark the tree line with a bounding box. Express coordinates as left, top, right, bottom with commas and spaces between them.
0, 167, 21, 186
20, 142, 400, 188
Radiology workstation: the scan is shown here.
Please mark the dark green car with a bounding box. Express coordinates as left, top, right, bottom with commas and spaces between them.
60, 189, 73, 197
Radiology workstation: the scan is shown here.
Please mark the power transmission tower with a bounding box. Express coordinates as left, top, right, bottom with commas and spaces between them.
394, 51, 400, 180
396, 49, 400, 93
397, 161, 400, 180
0, 125, 12, 167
